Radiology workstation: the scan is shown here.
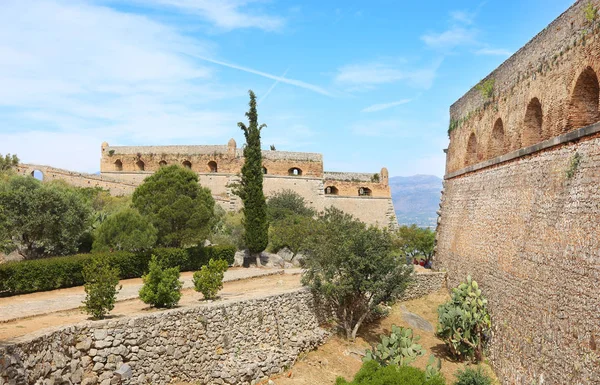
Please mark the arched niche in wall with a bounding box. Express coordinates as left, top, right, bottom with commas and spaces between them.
31, 169, 44, 181
358, 187, 372, 197
288, 167, 302, 176
136, 160, 145, 171
487, 118, 505, 159
182, 160, 192, 169
262, 167, 268, 174
523, 97, 543, 146
465, 133, 478, 166
208, 161, 218, 173
567, 66, 600, 130
325, 186, 339, 195
114, 159, 123, 171
159, 160, 167, 167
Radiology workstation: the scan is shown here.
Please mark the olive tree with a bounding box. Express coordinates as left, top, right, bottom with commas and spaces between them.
302, 208, 414, 340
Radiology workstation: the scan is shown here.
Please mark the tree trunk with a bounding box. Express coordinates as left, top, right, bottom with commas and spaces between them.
254, 252, 261, 268
350, 311, 370, 341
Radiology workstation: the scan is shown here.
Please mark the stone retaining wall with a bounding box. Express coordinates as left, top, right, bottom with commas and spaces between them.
0, 290, 329, 385
401, 271, 447, 301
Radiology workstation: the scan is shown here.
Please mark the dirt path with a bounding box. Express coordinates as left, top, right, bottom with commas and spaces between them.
0, 271, 303, 341
0, 267, 301, 323
268, 290, 501, 385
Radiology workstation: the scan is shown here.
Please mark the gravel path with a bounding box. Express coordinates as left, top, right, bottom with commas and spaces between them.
0, 267, 302, 323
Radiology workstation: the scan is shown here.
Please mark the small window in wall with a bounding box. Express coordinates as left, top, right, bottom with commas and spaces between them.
465, 133, 478, 166
114, 159, 123, 171
159, 160, 167, 167
31, 170, 44, 181
182, 160, 192, 169
358, 187, 372, 196
288, 167, 302, 176
262, 167, 268, 174
325, 186, 339, 195
136, 160, 145, 171
208, 161, 218, 173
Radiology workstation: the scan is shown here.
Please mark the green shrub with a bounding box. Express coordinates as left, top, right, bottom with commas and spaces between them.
0, 245, 234, 296
267, 189, 315, 222
193, 258, 229, 300
335, 361, 445, 385
437, 276, 491, 362
82, 256, 121, 319
453, 366, 492, 385
92, 208, 157, 252
364, 325, 425, 366
139, 255, 183, 308
268, 214, 317, 253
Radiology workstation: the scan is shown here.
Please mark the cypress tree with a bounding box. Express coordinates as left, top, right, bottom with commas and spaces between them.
238, 90, 268, 266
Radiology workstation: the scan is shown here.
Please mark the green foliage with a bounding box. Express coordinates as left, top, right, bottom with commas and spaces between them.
335, 361, 446, 385
448, 119, 459, 135
566, 152, 582, 179
394, 225, 435, 262
364, 325, 425, 366
453, 366, 492, 385
475, 79, 495, 99
139, 255, 183, 308
585, 2, 598, 23
0, 153, 19, 172
193, 258, 229, 300
268, 214, 317, 254
0, 245, 234, 296
425, 355, 442, 380
371, 173, 380, 183
132, 165, 215, 248
301, 208, 414, 340
237, 90, 269, 259
267, 189, 315, 222
82, 256, 121, 319
437, 276, 491, 362
209, 207, 245, 250
0, 175, 92, 259
92, 208, 157, 252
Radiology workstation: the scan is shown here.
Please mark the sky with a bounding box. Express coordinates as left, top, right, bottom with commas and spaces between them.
0, 0, 574, 177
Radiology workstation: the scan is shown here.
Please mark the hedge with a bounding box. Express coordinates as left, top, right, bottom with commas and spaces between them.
0, 245, 236, 296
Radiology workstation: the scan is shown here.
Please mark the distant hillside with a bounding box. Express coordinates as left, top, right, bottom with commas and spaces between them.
390, 175, 442, 228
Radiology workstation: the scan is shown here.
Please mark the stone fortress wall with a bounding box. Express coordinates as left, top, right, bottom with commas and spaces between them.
16, 139, 397, 228
436, 1, 600, 383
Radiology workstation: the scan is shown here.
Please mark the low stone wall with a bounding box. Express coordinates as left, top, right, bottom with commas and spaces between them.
0, 290, 329, 385
401, 271, 447, 301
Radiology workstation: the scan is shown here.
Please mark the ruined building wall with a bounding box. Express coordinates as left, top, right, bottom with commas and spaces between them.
436, 1, 600, 383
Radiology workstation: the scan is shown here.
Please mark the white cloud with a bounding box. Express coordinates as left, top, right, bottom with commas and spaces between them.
109, 0, 285, 31
450, 10, 475, 25
334, 60, 441, 90
361, 99, 411, 113
421, 27, 477, 50
475, 48, 512, 56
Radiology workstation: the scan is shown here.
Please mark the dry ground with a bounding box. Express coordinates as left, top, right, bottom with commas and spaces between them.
0, 273, 302, 341
267, 290, 501, 385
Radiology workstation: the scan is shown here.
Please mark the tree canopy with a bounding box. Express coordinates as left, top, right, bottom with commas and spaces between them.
394, 225, 435, 262
92, 208, 157, 252
237, 90, 269, 265
0, 153, 19, 172
132, 165, 215, 248
267, 189, 315, 222
0, 176, 92, 259
302, 208, 414, 340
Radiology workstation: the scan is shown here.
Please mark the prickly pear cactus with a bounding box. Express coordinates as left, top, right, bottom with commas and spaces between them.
436, 275, 491, 362
363, 325, 425, 366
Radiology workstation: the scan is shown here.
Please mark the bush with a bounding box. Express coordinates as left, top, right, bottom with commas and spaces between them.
92, 208, 157, 252
82, 257, 121, 319
0, 175, 92, 259
193, 258, 229, 300
364, 325, 425, 366
336, 361, 446, 385
268, 214, 317, 253
0, 245, 235, 296
302, 208, 414, 340
437, 276, 491, 362
267, 189, 315, 222
210, 207, 245, 250
138, 255, 183, 308
453, 367, 492, 385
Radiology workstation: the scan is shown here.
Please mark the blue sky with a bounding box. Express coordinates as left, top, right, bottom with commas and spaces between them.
0, 0, 573, 177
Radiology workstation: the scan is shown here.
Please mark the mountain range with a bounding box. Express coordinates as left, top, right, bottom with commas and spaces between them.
389, 175, 443, 228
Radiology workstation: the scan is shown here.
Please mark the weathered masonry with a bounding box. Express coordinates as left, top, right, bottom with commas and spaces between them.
16, 140, 397, 228
436, 1, 600, 384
